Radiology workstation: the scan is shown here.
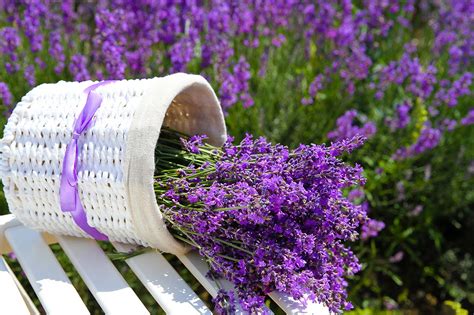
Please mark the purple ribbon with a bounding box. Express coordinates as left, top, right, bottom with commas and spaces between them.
60, 81, 114, 241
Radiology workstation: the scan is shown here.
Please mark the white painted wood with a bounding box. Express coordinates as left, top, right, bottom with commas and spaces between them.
4, 225, 89, 315
57, 236, 149, 315
1, 256, 40, 315
113, 243, 211, 315
0, 214, 22, 254
0, 214, 58, 255
0, 257, 30, 315
268, 292, 330, 314
176, 251, 220, 297
177, 251, 271, 315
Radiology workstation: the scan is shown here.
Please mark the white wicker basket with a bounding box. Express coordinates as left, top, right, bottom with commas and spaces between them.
0, 73, 226, 254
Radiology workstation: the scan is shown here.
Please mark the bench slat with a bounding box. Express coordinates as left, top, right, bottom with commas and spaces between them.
177, 251, 271, 315
4, 226, 89, 315
113, 243, 211, 315
0, 257, 30, 315
268, 292, 330, 314
58, 236, 149, 315
1, 255, 40, 315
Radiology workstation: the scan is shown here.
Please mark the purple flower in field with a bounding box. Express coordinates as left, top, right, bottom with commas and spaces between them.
408, 205, 423, 217
234, 57, 253, 108
435, 72, 473, 107
375, 53, 438, 100
20, 1, 46, 53
0, 82, 13, 107
389, 251, 404, 263
441, 118, 457, 132
328, 109, 377, 141
348, 189, 364, 202
0, 0, 470, 112
48, 31, 65, 74
388, 102, 411, 130
361, 219, 385, 240
220, 57, 253, 109
24, 65, 36, 87
461, 109, 474, 126
0, 27, 21, 74
69, 55, 90, 81
394, 126, 442, 159
432, 0, 474, 72
0, 27, 20, 54
35, 57, 46, 70
301, 97, 313, 106
309, 74, 324, 98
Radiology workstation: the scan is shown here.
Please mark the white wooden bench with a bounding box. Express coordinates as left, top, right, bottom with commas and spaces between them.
0, 214, 329, 314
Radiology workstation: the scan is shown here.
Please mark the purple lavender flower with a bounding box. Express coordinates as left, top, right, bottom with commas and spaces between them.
155, 129, 368, 313
361, 219, 385, 240
461, 109, 474, 126
0, 27, 21, 74
394, 126, 442, 159
309, 75, 323, 98
388, 102, 411, 130
213, 290, 236, 315
435, 72, 473, 107
0, 82, 13, 107
179, 134, 208, 154
69, 54, 90, 81
348, 189, 365, 202
301, 97, 313, 106
389, 251, 404, 263
0, 27, 20, 54
48, 31, 65, 74
20, 1, 46, 53
328, 110, 377, 141
408, 205, 423, 217
24, 65, 36, 87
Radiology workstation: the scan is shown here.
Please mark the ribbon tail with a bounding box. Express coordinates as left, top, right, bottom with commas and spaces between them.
71, 190, 108, 241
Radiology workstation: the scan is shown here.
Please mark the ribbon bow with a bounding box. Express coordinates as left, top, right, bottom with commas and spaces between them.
59, 81, 113, 241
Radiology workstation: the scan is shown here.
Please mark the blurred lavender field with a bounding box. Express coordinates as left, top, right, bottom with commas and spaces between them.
0, 1, 473, 313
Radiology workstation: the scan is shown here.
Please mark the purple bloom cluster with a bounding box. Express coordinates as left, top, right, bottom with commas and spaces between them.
393, 102, 411, 130
374, 51, 438, 101
361, 218, 385, 240
155, 130, 367, 313
0, 82, 13, 108
434, 72, 473, 108
432, 1, 474, 75
328, 110, 377, 141
0, 27, 21, 74
393, 126, 442, 160
2, 1, 469, 110
461, 109, 474, 126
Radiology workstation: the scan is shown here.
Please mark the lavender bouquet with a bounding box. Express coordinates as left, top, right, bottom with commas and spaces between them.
151, 128, 367, 314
